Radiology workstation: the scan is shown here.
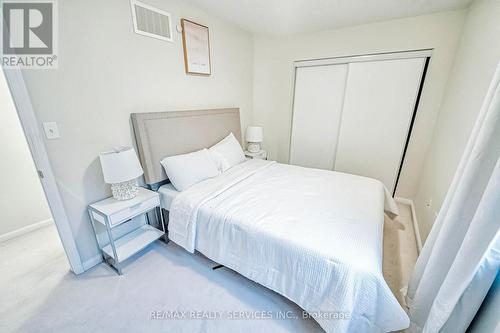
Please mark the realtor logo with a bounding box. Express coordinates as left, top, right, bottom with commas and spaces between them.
1, 0, 57, 68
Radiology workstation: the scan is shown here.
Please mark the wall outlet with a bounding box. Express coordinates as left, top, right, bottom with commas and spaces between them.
43, 122, 60, 139
425, 199, 432, 208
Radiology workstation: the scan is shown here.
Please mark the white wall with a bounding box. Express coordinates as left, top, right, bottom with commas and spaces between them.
21, 0, 254, 267
414, 0, 500, 243
0, 70, 51, 236
252, 10, 466, 199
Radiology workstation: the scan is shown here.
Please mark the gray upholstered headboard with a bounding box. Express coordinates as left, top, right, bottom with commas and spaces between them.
131, 108, 242, 185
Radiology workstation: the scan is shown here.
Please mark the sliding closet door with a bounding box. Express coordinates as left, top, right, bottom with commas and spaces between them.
289, 64, 348, 169
334, 58, 426, 192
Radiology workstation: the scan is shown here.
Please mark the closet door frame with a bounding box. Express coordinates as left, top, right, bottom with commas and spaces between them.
293, 49, 432, 68
288, 49, 432, 195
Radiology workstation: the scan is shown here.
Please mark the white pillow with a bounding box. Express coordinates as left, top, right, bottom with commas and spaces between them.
160, 149, 220, 191
209, 133, 246, 172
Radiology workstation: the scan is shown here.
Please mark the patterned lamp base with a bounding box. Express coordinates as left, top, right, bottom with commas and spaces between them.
111, 179, 139, 200
247, 142, 261, 153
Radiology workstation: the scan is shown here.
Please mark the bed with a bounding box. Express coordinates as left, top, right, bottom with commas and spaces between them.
131, 108, 410, 333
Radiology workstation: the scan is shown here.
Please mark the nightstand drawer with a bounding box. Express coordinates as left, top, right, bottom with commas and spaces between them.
109, 196, 160, 226
244, 150, 267, 160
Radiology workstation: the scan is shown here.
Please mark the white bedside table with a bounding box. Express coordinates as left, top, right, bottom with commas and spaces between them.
244, 150, 267, 160
88, 187, 165, 275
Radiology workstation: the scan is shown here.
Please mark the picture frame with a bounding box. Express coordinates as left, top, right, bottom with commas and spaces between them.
181, 18, 211, 75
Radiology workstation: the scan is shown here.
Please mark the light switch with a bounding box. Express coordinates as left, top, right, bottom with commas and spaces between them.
43, 122, 60, 139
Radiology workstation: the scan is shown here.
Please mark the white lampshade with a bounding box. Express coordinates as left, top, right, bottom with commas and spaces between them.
99, 147, 143, 184
246, 126, 263, 143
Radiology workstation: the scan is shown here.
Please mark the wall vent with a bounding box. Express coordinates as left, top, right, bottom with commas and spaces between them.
130, 0, 173, 42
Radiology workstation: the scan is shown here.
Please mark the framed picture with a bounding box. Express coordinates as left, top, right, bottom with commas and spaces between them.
181, 19, 211, 75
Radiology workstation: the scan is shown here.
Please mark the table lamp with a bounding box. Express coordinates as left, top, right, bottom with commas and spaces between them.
99, 147, 144, 200
245, 126, 263, 153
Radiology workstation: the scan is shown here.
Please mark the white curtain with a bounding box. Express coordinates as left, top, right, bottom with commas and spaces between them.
406, 63, 500, 332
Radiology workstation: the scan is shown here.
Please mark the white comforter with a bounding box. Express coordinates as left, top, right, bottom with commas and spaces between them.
168, 159, 409, 332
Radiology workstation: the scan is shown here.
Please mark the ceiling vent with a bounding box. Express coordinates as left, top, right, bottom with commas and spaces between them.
130, 0, 173, 42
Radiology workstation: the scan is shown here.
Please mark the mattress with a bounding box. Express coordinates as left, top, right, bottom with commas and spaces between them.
158, 183, 180, 210
167, 159, 408, 333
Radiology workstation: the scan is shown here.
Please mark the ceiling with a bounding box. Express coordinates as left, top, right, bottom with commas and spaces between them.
182, 0, 472, 35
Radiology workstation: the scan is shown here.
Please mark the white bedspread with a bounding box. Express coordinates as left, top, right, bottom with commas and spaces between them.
168, 159, 409, 332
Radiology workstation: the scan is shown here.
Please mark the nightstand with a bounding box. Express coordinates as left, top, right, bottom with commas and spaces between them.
88, 187, 165, 275
244, 150, 268, 160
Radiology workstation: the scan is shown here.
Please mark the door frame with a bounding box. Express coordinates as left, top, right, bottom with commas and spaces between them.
293, 49, 433, 68
2, 66, 84, 274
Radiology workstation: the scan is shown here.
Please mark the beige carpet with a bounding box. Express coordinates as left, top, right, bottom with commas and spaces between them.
383, 203, 419, 309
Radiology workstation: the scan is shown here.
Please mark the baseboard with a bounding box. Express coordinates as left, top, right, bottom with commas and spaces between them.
394, 197, 423, 254
82, 254, 103, 271
394, 197, 412, 206
0, 218, 53, 243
